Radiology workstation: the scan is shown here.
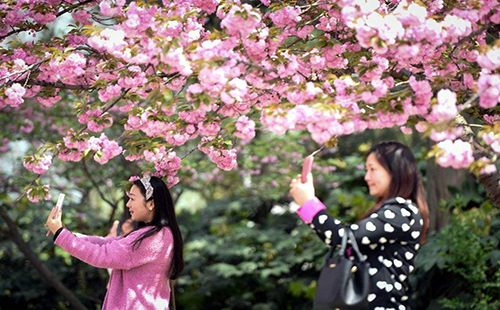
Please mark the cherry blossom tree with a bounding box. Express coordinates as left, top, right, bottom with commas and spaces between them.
0, 0, 499, 205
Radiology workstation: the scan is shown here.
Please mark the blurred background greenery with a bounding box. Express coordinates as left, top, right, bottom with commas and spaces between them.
1, 127, 498, 310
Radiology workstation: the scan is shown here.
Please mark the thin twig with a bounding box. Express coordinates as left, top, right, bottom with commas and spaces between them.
28, 79, 92, 90
81, 160, 118, 209
181, 147, 198, 160
460, 93, 479, 111
0, 59, 48, 82
451, 24, 491, 56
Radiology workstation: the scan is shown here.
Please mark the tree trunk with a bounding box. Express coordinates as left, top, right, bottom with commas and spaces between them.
478, 172, 500, 207
0, 204, 88, 310
425, 158, 467, 231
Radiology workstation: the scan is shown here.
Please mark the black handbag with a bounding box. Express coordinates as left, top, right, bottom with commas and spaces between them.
313, 228, 371, 310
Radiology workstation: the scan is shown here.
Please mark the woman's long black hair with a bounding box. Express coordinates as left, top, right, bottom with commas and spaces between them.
130, 176, 184, 280
362, 141, 430, 243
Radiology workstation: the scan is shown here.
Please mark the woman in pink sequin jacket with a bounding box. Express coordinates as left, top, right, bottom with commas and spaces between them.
46, 176, 184, 310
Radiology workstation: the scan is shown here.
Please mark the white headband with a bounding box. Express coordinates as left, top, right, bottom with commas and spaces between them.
140, 175, 154, 200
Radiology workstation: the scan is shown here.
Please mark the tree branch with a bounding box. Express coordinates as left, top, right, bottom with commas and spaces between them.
102, 88, 131, 114
451, 24, 491, 56
0, 203, 88, 310
81, 160, 119, 211
28, 79, 93, 90
173, 189, 184, 205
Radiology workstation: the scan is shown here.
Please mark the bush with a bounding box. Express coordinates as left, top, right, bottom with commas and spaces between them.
409, 203, 500, 310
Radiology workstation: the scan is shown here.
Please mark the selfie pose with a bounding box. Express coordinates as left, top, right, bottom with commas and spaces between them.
45, 176, 184, 310
290, 141, 429, 310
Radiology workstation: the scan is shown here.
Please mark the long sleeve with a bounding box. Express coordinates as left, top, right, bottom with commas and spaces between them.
72, 232, 122, 245
300, 197, 423, 249
54, 227, 172, 270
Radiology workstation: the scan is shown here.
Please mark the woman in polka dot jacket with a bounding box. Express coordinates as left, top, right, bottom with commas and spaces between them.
290, 141, 429, 310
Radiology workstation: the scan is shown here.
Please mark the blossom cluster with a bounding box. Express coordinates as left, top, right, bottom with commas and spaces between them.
87, 133, 123, 164
143, 146, 182, 187
235, 116, 256, 141
482, 131, 500, 154
0, 0, 498, 202
26, 185, 51, 203
78, 108, 114, 132
436, 140, 474, 169
198, 138, 238, 171
23, 154, 53, 174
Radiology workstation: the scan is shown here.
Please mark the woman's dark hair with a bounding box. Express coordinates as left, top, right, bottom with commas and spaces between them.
129, 176, 184, 279
362, 141, 430, 243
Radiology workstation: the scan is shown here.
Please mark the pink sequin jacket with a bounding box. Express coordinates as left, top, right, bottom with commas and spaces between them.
54, 226, 173, 310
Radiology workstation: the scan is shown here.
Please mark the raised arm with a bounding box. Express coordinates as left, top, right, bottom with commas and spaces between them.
71, 232, 122, 245
54, 227, 173, 270
298, 197, 423, 249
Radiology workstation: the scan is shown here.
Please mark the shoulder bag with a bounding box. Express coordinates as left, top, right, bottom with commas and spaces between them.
313, 228, 371, 310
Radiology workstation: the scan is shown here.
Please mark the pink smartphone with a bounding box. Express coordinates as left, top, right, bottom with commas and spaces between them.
301, 155, 314, 183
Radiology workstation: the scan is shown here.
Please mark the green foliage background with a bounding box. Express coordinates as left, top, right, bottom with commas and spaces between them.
1, 129, 499, 309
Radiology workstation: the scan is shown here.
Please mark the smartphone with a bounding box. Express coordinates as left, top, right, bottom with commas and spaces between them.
301, 155, 314, 183
301, 147, 324, 183
54, 193, 65, 219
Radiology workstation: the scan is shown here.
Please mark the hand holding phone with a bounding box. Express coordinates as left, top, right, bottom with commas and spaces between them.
47, 194, 65, 236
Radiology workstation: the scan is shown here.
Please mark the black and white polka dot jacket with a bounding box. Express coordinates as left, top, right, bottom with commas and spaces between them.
299, 196, 423, 310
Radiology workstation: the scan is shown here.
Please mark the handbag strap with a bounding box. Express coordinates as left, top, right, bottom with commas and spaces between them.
326, 227, 349, 259
325, 227, 366, 262
337, 228, 349, 256
347, 229, 366, 262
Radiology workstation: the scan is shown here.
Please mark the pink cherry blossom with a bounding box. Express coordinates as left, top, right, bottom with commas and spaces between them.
484, 114, 500, 125
430, 127, 463, 142
482, 131, 500, 154
37, 95, 61, 108
478, 157, 497, 175
235, 116, 256, 141
85, 134, 123, 164
5, 83, 26, 107
400, 126, 412, 135
0, 138, 10, 152
427, 89, 458, 123
477, 46, 500, 71
270, 7, 301, 28
20, 119, 34, 134
436, 139, 474, 169
98, 85, 122, 102
220, 4, 261, 38
477, 74, 500, 109
23, 154, 52, 174
78, 109, 114, 132
199, 121, 220, 136
129, 176, 140, 182
26, 186, 51, 203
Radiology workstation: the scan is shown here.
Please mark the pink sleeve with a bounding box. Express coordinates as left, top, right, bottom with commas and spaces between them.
55, 228, 172, 270
296, 197, 326, 224
73, 233, 122, 245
